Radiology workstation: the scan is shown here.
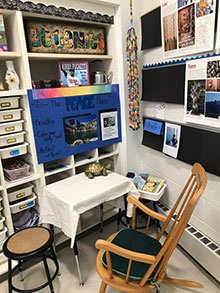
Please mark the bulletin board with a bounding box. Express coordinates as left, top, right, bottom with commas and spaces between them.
28, 84, 122, 164
142, 116, 220, 176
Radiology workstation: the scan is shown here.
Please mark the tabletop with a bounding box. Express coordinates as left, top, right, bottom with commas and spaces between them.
40, 172, 139, 247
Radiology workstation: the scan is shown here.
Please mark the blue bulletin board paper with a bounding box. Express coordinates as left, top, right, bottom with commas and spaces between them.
144, 119, 163, 135
28, 84, 122, 164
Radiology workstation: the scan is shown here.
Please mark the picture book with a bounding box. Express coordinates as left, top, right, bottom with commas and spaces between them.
0, 14, 8, 52
142, 176, 165, 193
132, 173, 149, 190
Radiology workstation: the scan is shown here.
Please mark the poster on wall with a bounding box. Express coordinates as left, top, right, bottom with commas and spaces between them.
184, 56, 220, 128
100, 110, 118, 141
161, 0, 216, 58
28, 85, 122, 164
215, 1, 220, 48
162, 122, 181, 158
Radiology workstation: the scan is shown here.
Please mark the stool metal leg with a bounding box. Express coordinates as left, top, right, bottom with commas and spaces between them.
8, 259, 12, 293
50, 244, 61, 277
43, 253, 55, 293
18, 260, 24, 282
73, 241, 84, 286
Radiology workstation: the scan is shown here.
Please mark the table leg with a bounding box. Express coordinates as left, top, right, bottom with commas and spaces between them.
100, 203, 104, 233
73, 241, 84, 286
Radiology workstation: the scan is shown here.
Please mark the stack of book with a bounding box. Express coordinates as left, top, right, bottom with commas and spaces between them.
132, 173, 165, 194
0, 14, 8, 52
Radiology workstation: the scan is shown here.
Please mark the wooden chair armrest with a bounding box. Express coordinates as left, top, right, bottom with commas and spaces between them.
127, 195, 167, 222
95, 239, 156, 265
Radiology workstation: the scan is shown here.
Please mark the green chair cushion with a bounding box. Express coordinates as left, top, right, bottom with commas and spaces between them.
102, 228, 162, 280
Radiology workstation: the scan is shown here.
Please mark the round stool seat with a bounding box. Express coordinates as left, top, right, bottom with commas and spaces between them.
3, 226, 59, 293
4, 226, 53, 260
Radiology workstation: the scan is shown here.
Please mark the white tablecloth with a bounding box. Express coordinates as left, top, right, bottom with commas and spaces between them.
40, 172, 139, 247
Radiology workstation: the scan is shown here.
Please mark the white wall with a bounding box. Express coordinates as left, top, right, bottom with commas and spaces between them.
130, 0, 220, 246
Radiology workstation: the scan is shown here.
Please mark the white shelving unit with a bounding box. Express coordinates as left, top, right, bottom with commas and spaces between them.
0, 5, 123, 275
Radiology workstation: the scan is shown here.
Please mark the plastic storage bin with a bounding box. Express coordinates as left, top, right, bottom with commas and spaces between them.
0, 109, 22, 122
0, 131, 25, 147
3, 159, 31, 182
0, 142, 28, 159
8, 183, 34, 203
0, 227, 7, 242
0, 97, 20, 110
138, 183, 167, 201
10, 194, 37, 214
0, 120, 24, 135
0, 216, 5, 230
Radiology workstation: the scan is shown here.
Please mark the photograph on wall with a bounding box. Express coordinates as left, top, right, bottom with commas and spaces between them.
178, 4, 195, 48
162, 123, 181, 158
205, 93, 220, 118
63, 114, 98, 146
161, 0, 216, 58
100, 110, 118, 141
163, 12, 177, 51
187, 80, 205, 115
185, 56, 220, 128
25, 19, 105, 54
58, 61, 90, 87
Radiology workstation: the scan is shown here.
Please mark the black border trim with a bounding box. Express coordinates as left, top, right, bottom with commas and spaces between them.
0, 0, 114, 24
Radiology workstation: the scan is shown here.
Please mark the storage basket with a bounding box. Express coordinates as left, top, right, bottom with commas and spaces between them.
0, 142, 28, 159
0, 120, 24, 135
0, 109, 22, 122
0, 131, 25, 147
0, 97, 20, 110
10, 194, 37, 214
8, 183, 34, 203
3, 159, 31, 181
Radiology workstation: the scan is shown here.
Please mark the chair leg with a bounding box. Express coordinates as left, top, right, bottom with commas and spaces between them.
99, 281, 107, 293
8, 259, 12, 293
50, 244, 61, 277
43, 253, 55, 293
18, 260, 24, 282
163, 276, 203, 288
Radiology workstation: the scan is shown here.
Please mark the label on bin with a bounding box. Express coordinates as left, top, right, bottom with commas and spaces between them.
5, 127, 15, 132
3, 114, 13, 120
7, 138, 16, 144
1, 102, 11, 107
10, 149, 20, 156
19, 201, 34, 210
16, 192, 25, 198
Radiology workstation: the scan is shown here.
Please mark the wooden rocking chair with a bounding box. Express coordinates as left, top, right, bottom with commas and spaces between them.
95, 163, 207, 292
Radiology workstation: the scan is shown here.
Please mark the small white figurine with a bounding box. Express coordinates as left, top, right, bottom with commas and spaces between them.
5, 61, 20, 90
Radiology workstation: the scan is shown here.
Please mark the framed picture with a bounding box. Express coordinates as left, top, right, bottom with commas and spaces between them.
25, 19, 106, 55
58, 61, 90, 87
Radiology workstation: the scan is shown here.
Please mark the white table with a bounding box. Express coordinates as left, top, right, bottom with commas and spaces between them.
40, 172, 139, 285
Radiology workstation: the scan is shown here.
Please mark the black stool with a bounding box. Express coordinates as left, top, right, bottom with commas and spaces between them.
3, 226, 59, 293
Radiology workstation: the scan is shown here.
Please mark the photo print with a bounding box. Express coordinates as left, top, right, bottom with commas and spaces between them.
100, 110, 118, 141
217, 79, 220, 92
187, 80, 205, 115
205, 92, 220, 119
196, 0, 214, 18
178, 0, 194, 9
207, 60, 220, 78
206, 79, 217, 91
178, 4, 195, 48
63, 114, 98, 146
163, 12, 178, 52
163, 123, 181, 158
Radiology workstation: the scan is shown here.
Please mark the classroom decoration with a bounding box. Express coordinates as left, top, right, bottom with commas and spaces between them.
161, 0, 216, 58
58, 61, 90, 87
5, 61, 20, 90
184, 55, 220, 128
126, 0, 140, 130
28, 84, 122, 164
84, 162, 111, 179
25, 19, 105, 55
162, 122, 181, 158
0, 14, 8, 51
142, 116, 220, 176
